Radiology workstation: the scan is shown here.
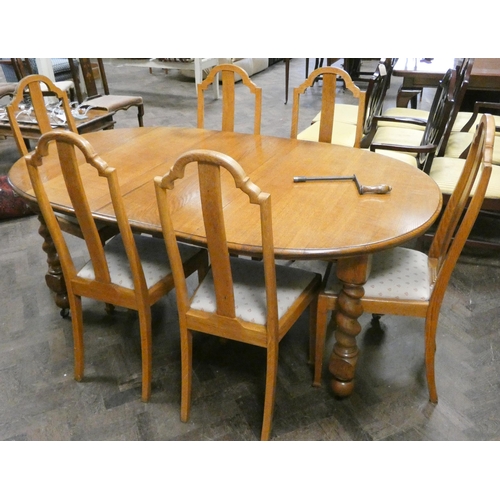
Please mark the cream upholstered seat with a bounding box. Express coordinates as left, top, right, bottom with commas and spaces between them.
154, 149, 321, 441
428, 155, 500, 198
444, 129, 500, 165
291, 66, 366, 148
313, 114, 494, 402
25, 130, 208, 403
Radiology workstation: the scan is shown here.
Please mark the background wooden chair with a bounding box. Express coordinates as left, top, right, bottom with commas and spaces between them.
69, 58, 145, 127
313, 114, 494, 402
154, 149, 321, 440
291, 66, 366, 148
25, 130, 208, 402
367, 68, 457, 172
197, 63, 262, 134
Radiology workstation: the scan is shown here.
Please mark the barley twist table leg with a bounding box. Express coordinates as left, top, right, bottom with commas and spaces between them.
328, 255, 370, 397
37, 213, 69, 315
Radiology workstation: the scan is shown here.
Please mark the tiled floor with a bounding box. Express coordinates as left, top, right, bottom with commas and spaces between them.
1, 59, 500, 446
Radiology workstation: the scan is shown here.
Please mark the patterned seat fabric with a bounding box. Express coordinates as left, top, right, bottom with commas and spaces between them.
191, 256, 320, 324
325, 247, 431, 301
78, 233, 200, 289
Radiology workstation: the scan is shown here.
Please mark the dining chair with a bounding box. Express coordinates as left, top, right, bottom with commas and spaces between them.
313, 114, 494, 402
367, 68, 457, 172
154, 149, 321, 440
291, 66, 366, 148
7, 74, 119, 313
307, 59, 396, 148
69, 58, 145, 127
197, 63, 262, 135
25, 130, 208, 402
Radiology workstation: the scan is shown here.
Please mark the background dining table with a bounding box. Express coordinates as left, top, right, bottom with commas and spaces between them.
8, 126, 442, 397
393, 58, 500, 109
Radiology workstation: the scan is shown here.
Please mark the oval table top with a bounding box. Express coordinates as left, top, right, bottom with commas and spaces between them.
8, 126, 442, 260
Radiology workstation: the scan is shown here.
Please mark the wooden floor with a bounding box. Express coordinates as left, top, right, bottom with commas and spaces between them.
1, 59, 500, 443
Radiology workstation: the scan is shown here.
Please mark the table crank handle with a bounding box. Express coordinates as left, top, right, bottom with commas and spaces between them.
358, 184, 392, 195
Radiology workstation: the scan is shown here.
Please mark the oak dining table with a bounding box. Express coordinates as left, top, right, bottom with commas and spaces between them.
8, 126, 442, 397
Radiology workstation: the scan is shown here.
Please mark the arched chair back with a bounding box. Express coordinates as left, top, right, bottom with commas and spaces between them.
291, 66, 366, 148
197, 63, 262, 135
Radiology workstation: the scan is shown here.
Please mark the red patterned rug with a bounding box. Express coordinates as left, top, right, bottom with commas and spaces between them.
0, 175, 34, 220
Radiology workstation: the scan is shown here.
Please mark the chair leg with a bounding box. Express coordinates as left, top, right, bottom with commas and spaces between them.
308, 297, 318, 365
261, 341, 279, 441
180, 327, 193, 422
424, 314, 439, 404
137, 104, 144, 127
69, 294, 84, 382
314, 297, 330, 387
138, 306, 153, 402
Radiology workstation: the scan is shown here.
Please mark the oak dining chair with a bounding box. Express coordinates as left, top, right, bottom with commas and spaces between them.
25, 130, 208, 402
313, 114, 494, 402
7, 74, 119, 311
197, 63, 262, 135
291, 66, 366, 148
154, 149, 321, 440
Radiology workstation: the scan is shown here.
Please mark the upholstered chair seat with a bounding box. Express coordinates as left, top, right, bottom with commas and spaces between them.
78, 234, 202, 289
297, 119, 360, 147
370, 125, 425, 155
429, 156, 500, 197
325, 247, 431, 301
445, 130, 500, 165
84, 94, 144, 115
311, 103, 362, 125
191, 256, 319, 324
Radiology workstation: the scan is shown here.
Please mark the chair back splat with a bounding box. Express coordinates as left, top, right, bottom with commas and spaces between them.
197, 63, 262, 135
25, 130, 207, 402
155, 149, 321, 440
314, 114, 495, 402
